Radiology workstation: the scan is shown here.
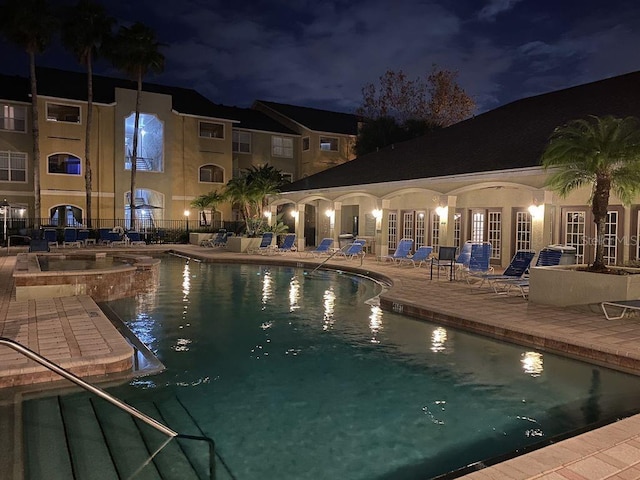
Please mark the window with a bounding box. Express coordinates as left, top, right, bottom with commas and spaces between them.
564, 210, 586, 264
1, 104, 26, 132
272, 136, 293, 158
431, 211, 440, 251
199, 164, 224, 183
48, 153, 81, 175
387, 211, 397, 250
515, 211, 532, 252
232, 130, 251, 152
402, 211, 414, 241
415, 211, 426, 248
0, 151, 26, 182
281, 172, 293, 183
320, 136, 338, 151
603, 211, 618, 265
200, 122, 224, 139
488, 211, 502, 260
302, 137, 310, 151
47, 103, 80, 123
125, 113, 163, 172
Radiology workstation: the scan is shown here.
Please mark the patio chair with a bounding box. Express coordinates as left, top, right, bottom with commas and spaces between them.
430, 246, 458, 280
398, 245, 433, 268
216, 231, 233, 247
601, 300, 640, 320
461, 243, 493, 282
63, 228, 81, 248
126, 232, 146, 246
201, 229, 226, 247
454, 241, 474, 271
493, 247, 563, 297
304, 238, 334, 257
335, 239, 366, 260
273, 233, 297, 254
379, 238, 414, 264
471, 250, 536, 292
77, 229, 90, 246
248, 232, 274, 254
43, 228, 58, 248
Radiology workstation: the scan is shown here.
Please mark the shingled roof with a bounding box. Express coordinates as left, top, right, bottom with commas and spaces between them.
0, 74, 30, 103
254, 100, 360, 135
283, 70, 640, 192
32, 67, 295, 133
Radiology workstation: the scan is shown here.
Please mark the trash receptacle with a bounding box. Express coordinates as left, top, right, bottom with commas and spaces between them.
547, 245, 577, 265
338, 233, 354, 248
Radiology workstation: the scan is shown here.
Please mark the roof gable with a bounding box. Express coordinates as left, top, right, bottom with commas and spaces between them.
283, 70, 640, 192
254, 100, 359, 135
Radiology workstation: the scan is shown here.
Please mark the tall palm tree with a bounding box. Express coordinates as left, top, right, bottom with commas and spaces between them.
245, 164, 287, 217
542, 115, 640, 271
225, 175, 256, 232
0, 0, 57, 228
61, 0, 114, 228
105, 22, 164, 229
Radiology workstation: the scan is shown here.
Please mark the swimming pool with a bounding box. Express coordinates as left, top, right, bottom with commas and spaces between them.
44, 258, 640, 478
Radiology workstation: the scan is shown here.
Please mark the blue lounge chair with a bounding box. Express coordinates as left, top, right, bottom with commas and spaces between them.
335, 239, 366, 260
454, 241, 474, 270
127, 231, 146, 246
380, 238, 413, 264
460, 243, 493, 282
248, 232, 274, 254
63, 228, 80, 248
43, 228, 58, 248
430, 246, 458, 280
274, 233, 297, 254
305, 238, 334, 257
493, 247, 562, 297
472, 250, 536, 291
77, 229, 90, 246
399, 245, 433, 268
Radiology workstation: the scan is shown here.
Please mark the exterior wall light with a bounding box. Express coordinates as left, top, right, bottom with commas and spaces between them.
435, 205, 447, 217
528, 204, 543, 219
372, 208, 382, 220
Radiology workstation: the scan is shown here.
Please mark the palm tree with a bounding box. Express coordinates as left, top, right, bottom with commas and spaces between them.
0, 0, 57, 228
542, 115, 640, 271
245, 164, 288, 217
225, 175, 256, 233
61, 0, 114, 228
191, 191, 225, 231
105, 22, 164, 229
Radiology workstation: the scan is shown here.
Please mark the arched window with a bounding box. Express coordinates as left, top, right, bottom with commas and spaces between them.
125, 189, 164, 230
124, 113, 163, 172
199, 164, 224, 183
49, 205, 83, 226
48, 153, 81, 175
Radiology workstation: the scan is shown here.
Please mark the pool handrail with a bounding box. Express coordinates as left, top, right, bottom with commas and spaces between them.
0, 336, 178, 436
0, 336, 220, 478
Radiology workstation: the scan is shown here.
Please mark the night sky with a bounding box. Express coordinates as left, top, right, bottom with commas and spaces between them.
1, 0, 640, 115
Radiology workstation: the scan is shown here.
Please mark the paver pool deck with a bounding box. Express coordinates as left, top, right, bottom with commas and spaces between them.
1, 245, 640, 479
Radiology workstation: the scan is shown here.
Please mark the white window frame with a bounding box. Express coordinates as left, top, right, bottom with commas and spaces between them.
415, 211, 426, 248
603, 211, 618, 265
565, 210, 586, 264
272, 136, 293, 158
387, 211, 397, 250
320, 136, 338, 151
199, 121, 224, 139
515, 211, 532, 252
431, 211, 440, 252
232, 130, 251, 152
0, 151, 27, 183
488, 211, 501, 260
46, 102, 81, 123
402, 211, 414, 241
1, 104, 26, 132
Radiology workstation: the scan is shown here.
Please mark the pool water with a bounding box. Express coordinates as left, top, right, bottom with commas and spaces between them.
99, 258, 640, 479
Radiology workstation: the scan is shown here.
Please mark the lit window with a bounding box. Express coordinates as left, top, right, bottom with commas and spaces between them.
124, 113, 163, 172
320, 137, 338, 151
200, 122, 224, 139
302, 137, 310, 151
232, 130, 251, 153
0, 104, 26, 132
199, 164, 224, 183
48, 153, 81, 175
0, 151, 27, 182
47, 103, 80, 123
272, 136, 293, 158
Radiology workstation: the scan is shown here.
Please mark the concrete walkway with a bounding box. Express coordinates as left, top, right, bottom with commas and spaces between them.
2, 245, 640, 479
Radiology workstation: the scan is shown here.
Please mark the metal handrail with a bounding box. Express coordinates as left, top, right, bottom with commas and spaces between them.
0, 336, 177, 437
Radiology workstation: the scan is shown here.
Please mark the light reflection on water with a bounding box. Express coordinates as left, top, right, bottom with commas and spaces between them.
101, 258, 640, 480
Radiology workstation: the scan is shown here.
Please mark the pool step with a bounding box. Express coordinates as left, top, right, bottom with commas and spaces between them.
22, 393, 210, 479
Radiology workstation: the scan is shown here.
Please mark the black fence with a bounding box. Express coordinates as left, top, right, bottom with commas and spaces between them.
0, 218, 246, 246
